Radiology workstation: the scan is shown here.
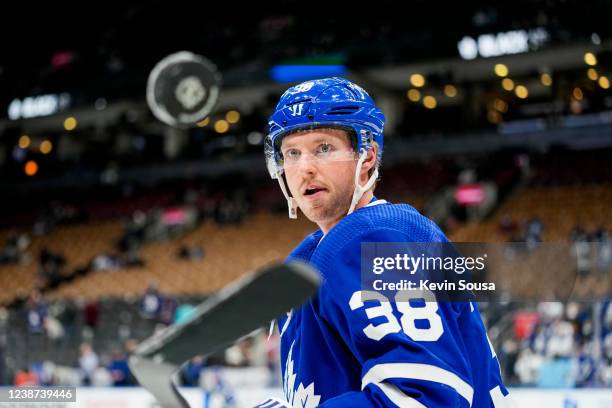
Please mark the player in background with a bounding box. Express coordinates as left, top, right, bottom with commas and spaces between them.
259, 77, 512, 407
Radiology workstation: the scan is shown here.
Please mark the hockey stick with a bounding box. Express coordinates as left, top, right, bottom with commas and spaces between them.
129, 260, 320, 408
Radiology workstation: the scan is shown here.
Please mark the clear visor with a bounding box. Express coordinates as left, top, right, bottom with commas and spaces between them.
264, 136, 282, 179
265, 122, 359, 179
281, 147, 358, 168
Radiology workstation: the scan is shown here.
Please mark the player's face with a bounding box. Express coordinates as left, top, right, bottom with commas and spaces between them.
280, 129, 357, 228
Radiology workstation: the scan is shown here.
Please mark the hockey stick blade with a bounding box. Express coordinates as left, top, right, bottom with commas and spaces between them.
129, 260, 320, 408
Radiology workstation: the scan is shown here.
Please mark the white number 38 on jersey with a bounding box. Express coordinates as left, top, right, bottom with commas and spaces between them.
349, 289, 444, 342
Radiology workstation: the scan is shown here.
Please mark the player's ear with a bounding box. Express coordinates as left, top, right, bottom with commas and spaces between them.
361, 144, 377, 174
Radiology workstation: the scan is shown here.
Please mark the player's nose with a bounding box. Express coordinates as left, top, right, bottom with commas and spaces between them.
297, 153, 317, 176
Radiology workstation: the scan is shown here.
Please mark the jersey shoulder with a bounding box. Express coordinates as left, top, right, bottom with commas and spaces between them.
319, 202, 447, 255
287, 229, 324, 262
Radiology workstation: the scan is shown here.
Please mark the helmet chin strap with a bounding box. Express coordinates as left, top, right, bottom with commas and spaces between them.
348, 149, 378, 215
277, 173, 298, 219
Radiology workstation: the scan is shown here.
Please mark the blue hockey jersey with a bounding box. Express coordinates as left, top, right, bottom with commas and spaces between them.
278, 200, 511, 407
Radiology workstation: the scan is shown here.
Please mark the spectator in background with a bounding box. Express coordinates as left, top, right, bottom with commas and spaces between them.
595, 228, 612, 272
178, 245, 205, 261
124, 338, 138, 354
91, 253, 120, 271
30, 362, 55, 387
224, 338, 254, 367
83, 299, 99, 332
159, 295, 178, 325
60, 300, 78, 342
25, 290, 47, 354
570, 226, 592, 276
119, 338, 139, 385
498, 214, 518, 237
38, 248, 66, 286
575, 343, 597, 387
200, 366, 237, 407
44, 312, 65, 346
14, 367, 38, 386
514, 347, 543, 386
109, 348, 131, 386
78, 342, 99, 386
141, 282, 161, 319
180, 355, 205, 386
26, 290, 47, 336
526, 218, 543, 239
545, 318, 575, 358
525, 218, 543, 250
499, 338, 519, 385
0, 233, 30, 265
570, 226, 587, 242
118, 210, 147, 253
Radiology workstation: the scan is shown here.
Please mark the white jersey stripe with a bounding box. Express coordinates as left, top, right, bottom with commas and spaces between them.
490, 385, 515, 407
362, 363, 474, 407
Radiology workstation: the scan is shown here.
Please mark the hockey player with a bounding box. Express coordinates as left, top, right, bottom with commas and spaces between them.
262, 77, 511, 407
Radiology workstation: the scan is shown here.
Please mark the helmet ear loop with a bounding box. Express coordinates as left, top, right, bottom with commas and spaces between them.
348, 148, 379, 215
276, 171, 298, 219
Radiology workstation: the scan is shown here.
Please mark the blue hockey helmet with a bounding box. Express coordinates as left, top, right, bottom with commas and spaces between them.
264, 77, 385, 179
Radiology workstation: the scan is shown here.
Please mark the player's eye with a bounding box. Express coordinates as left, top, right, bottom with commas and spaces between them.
316, 143, 334, 156
283, 149, 301, 161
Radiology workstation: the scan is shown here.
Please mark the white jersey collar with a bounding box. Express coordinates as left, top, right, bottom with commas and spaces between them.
365, 199, 387, 208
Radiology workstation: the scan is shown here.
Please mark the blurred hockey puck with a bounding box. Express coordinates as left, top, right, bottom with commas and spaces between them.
146, 51, 221, 128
